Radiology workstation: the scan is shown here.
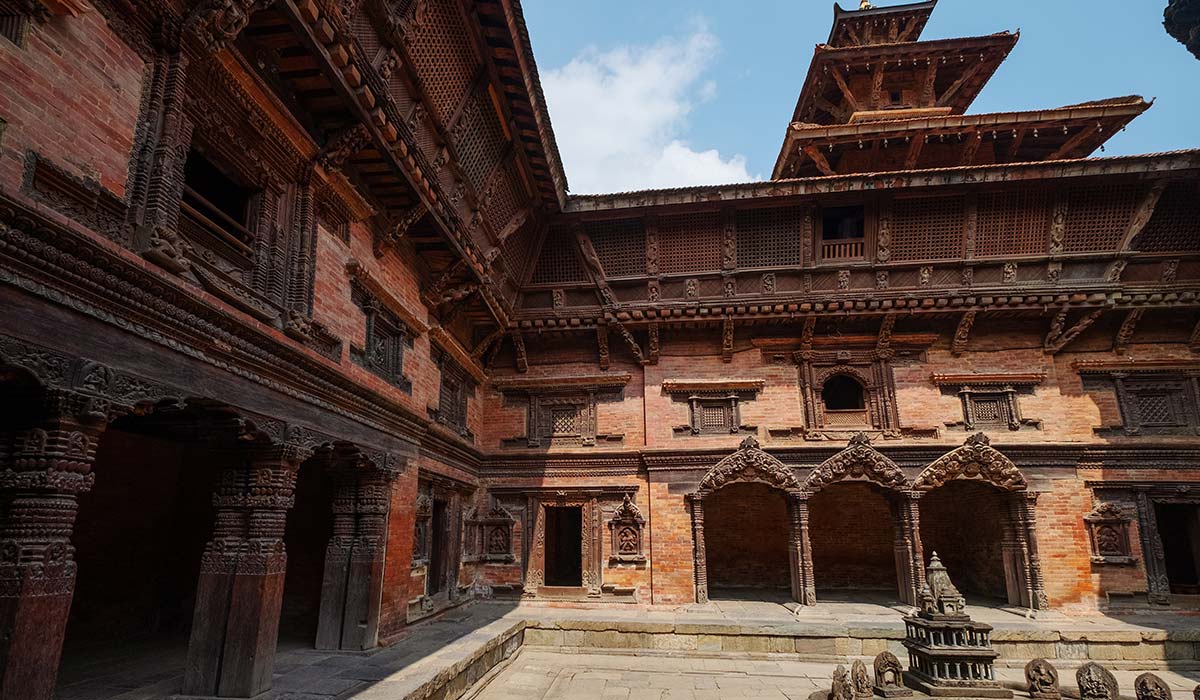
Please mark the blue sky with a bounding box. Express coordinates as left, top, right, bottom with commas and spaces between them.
521, 0, 1198, 194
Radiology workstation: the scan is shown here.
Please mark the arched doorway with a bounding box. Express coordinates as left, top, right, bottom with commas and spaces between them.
705, 482, 791, 597
913, 433, 1047, 609
688, 436, 806, 604
802, 433, 919, 604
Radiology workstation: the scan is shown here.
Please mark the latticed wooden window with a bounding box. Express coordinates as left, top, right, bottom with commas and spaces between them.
405, 0, 475, 124
484, 161, 522, 233
550, 407, 579, 436
890, 197, 965, 261
530, 228, 585, 284
1062, 184, 1140, 253
969, 395, 1010, 427
976, 190, 1051, 257
1135, 182, 1200, 253
453, 87, 506, 192
698, 401, 734, 434
658, 212, 722, 274
350, 9, 382, 58
437, 359, 471, 437
501, 219, 539, 282
738, 207, 802, 268
585, 219, 645, 278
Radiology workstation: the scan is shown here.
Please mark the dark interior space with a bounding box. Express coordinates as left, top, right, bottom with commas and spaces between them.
920, 480, 1008, 602
705, 483, 790, 591
1156, 503, 1200, 594
279, 460, 332, 644
822, 374, 866, 410
429, 499, 448, 595
808, 482, 898, 594
544, 506, 583, 587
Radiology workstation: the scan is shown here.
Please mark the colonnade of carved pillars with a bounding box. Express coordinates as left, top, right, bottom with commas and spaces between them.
0, 389, 107, 700
0, 385, 398, 700
691, 486, 1044, 610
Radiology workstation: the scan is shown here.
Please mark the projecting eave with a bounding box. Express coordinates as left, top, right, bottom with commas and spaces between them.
828, 0, 938, 47
792, 32, 1020, 126
771, 96, 1152, 179
564, 149, 1200, 214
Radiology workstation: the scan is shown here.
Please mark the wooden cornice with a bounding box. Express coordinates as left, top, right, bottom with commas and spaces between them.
931, 372, 1046, 386
490, 372, 632, 393
1073, 359, 1200, 374
429, 327, 487, 384
661, 378, 766, 394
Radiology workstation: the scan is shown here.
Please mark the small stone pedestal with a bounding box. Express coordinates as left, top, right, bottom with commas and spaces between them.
902, 553, 1012, 699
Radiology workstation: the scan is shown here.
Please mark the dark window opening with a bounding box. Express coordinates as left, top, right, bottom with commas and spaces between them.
0, 14, 28, 46
182, 148, 255, 246
1155, 503, 1200, 595
822, 375, 866, 410
544, 506, 583, 587
821, 206, 865, 241
428, 499, 448, 595
890, 91, 903, 105
435, 355, 473, 439
350, 284, 413, 393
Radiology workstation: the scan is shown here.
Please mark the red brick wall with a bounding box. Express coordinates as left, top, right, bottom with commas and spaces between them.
379, 466, 418, 643
647, 478, 695, 604
704, 482, 791, 590
920, 481, 1008, 600
0, 10, 144, 196
809, 482, 899, 591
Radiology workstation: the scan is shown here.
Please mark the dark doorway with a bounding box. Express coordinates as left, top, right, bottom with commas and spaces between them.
429, 499, 448, 595
279, 460, 332, 645
704, 483, 791, 593
1156, 503, 1200, 595
808, 482, 900, 598
544, 506, 583, 587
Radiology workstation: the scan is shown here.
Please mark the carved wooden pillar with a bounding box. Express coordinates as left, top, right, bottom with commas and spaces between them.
1134, 489, 1171, 604
586, 496, 601, 598
999, 494, 1027, 608
788, 492, 816, 606
0, 390, 106, 700
446, 490, 463, 602
688, 493, 708, 604
1019, 492, 1049, 610
315, 466, 356, 650
184, 443, 302, 698
902, 492, 926, 604
522, 498, 544, 597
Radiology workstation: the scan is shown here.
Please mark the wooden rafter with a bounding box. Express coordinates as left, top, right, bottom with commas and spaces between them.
936, 60, 986, 108
905, 134, 926, 169
1045, 307, 1106, 355
648, 322, 660, 365
1005, 128, 1026, 162
597, 324, 610, 371
803, 145, 836, 177
960, 130, 982, 167
951, 311, 975, 356
612, 320, 646, 365
722, 317, 735, 363
921, 60, 938, 106
830, 66, 862, 112
1113, 309, 1144, 355
814, 96, 851, 122
1118, 181, 1168, 251
1048, 124, 1100, 161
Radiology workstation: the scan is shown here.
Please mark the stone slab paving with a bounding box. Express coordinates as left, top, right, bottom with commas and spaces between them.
52, 599, 1200, 699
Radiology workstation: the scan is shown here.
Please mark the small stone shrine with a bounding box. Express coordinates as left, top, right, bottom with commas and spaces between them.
902, 553, 1011, 698
1077, 662, 1119, 700
874, 651, 912, 698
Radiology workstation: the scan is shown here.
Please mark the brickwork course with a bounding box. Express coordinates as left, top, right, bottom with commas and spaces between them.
0, 0, 1198, 698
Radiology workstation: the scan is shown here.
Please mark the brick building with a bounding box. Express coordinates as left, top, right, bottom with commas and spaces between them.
0, 0, 1198, 698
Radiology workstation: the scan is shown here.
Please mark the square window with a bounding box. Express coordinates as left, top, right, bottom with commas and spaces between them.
551, 407, 578, 436
697, 402, 733, 434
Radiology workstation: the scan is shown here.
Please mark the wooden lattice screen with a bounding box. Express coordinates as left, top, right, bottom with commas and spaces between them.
585, 219, 645, 278
1135, 182, 1200, 253
453, 86, 507, 193
890, 197, 965, 261
530, 227, 585, 284
975, 189, 1051, 257
658, 212, 722, 274
405, 0, 475, 124
501, 218, 539, 283
737, 207, 802, 268
484, 160, 523, 233
1062, 184, 1141, 253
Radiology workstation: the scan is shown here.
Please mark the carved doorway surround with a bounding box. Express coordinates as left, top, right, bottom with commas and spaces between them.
687, 436, 809, 605
1109, 482, 1200, 605
519, 487, 637, 599
912, 433, 1048, 610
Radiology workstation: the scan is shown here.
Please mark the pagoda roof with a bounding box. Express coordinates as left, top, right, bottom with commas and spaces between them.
773, 96, 1152, 178
828, 1, 938, 48
564, 149, 1200, 214
792, 33, 1020, 125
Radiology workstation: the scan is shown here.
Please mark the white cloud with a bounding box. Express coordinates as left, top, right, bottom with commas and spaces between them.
541, 27, 757, 195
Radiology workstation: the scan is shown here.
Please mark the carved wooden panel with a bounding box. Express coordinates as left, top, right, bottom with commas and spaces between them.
976, 189, 1051, 258
658, 212, 722, 274
1062, 184, 1140, 253
403, 0, 476, 124
585, 219, 645, 278
890, 196, 965, 261
1135, 182, 1200, 253
530, 227, 586, 284
1084, 502, 1135, 565
737, 207, 803, 268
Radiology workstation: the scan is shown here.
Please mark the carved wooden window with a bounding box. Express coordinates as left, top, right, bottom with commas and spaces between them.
585, 219, 645, 278
494, 375, 630, 449
1062, 184, 1139, 253
891, 196, 965, 261
1084, 502, 1135, 565
403, 0, 475, 125
608, 494, 646, 564
737, 207, 802, 268
180, 148, 259, 271
819, 205, 865, 261
433, 354, 473, 440
658, 212, 722, 274
933, 375, 1044, 432
1081, 369, 1200, 436
821, 374, 869, 427
350, 281, 412, 393
976, 189, 1051, 258
530, 227, 585, 284
664, 380, 762, 437
1135, 182, 1200, 253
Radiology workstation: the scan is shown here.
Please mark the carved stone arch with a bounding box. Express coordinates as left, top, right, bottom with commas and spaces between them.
913, 432, 1027, 491
804, 432, 909, 493
696, 435, 802, 495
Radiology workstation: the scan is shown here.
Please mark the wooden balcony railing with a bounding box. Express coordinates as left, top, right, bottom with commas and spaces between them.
821, 238, 865, 261
823, 409, 870, 427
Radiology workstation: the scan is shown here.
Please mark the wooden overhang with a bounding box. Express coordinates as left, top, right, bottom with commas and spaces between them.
792, 33, 1020, 126
773, 97, 1152, 178
828, 0, 938, 48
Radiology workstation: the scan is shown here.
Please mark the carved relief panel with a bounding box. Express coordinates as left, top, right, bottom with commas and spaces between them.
608, 494, 646, 563
1084, 502, 1136, 565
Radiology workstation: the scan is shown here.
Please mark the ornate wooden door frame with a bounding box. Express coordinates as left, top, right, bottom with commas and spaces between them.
518, 487, 637, 598
1130, 484, 1200, 605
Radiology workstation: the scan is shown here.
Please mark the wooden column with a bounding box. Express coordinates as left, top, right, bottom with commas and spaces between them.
184, 443, 303, 698
0, 390, 107, 700
894, 492, 925, 606
688, 494, 708, 604
790, 493, 816, 606
1134, 489, 1171, 605
1019, 493, 1050, 610
522, 499, 544, 597
315, 466, 357, 650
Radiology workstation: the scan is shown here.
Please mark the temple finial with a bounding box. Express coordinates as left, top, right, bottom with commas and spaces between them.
859, 0, 875, 9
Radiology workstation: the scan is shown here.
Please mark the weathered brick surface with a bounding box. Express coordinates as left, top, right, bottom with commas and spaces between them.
0, 12, 144, 196
810, 482, 898, 591
705, 482, 790, 589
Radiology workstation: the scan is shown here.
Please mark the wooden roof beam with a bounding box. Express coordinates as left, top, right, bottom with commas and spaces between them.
803, 145, 837, 176
1119, 181, 1168, 251
1048, 124, 1101, 160
936, 60, 987, 109
905, 133, 926, 169
830, 66, 862, 113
